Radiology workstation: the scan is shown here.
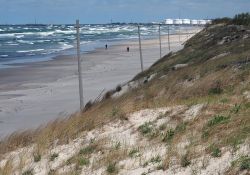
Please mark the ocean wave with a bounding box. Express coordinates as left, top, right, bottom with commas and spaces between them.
36, 39, 51, 43
17, 40, 34, 45
55, 29, 75, 35
6, 43, 19, 46
59, 43, 74, 50
33, 31, 55, 36
0, 55, 8, 58
16, 35, 25, 39
0, 31, 55, 38
17, 49, 45, 53
80, 41, 91, 45
0, 33, 15, 37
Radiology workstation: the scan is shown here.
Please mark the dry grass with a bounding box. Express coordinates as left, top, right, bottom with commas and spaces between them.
0, 159, 14, 175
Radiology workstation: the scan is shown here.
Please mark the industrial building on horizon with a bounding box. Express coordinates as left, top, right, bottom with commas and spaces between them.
164, 19, 212, 25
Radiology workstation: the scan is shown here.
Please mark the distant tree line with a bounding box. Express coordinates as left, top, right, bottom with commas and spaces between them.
212, 12, 250, 26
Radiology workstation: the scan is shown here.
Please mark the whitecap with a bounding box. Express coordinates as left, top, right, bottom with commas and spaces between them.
36, 39, 51, 43
17, 40, 34, 45
7, 43, 19, 46
37, 31, 55, 36
17, 49, 44, 53
0, 33, 15, 37
60, 43, 74, 50
16, 35, 25, 39
55, 29, 75, 35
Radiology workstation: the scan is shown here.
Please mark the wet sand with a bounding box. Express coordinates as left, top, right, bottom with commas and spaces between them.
0, 29, 201, 138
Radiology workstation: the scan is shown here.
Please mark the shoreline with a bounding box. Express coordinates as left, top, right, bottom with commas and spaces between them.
0, 29, 201, 138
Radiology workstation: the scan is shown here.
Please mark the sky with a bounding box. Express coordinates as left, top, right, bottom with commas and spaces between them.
0, 0, 249, 24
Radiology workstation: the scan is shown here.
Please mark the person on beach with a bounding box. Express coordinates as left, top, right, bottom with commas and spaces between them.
105, 44, 108, 50
127, 46, 130, 52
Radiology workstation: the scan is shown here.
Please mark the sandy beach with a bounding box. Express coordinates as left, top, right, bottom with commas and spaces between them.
0, 29, 201, 138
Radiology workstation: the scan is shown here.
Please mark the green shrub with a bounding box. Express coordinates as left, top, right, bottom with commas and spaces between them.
209, 81, 223, 95
220, 98, 229, 104
79, 145, 95, 155
162, 129, 175, 142
175, 122, 187, 133
240, 156, 250, 170
33, 153, 41, 162
110, 106, 127, 120
181, 154, 191, 167
150, 155, 161, 163
212, 17, 232, 25
233, 13, 250, 26
22, 170, 33, 175
244, 101, 250, 108
202, 129, 209, 139
207, 115, 230, 127
157, 164, 164, 170
50, 153, 59, 161
116, 85, 122, 92
209, 145, 222, 157
114, 141, 121, 150
212, 13, 250, 26
78, 157, 90, 166
209, 87, 223, 95
129, 148, 139, 158
48, 170, 56, 175
230, 104, 241, 114
138, 122, 153, 135
143, 161, 149, 167
107, 162, 117, 174
159, 124, 166, 131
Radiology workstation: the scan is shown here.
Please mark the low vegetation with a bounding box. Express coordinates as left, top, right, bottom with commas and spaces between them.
212, 12, 250, 26
50, 153, 59, 161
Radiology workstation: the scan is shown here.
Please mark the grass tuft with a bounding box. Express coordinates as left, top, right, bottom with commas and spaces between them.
33, 153, 41, 162
207, 115, 230, 127
209, 144, 222, 157
78, 157, 90, 166
106, 162, 117, 174
240, 156, 250, 170
79, 145, 95, 155
181, 153, 191, 167
138, 122, 153, 135
128, 148, 140, 158
162, 129, 175, 143
50, 153, 59, 161
22, 169, 33, 175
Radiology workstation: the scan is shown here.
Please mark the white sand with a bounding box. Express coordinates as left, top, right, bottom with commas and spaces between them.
0, 29, 201, 138
1, 104, 248, 175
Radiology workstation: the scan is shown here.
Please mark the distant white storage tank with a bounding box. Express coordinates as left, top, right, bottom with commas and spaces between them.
206, 20, 212, 24
165, 19, 174, 25
173, 19, 183, 25
191, 20, 198, 25
182, 19, 191, 25
198, 20, 207, 25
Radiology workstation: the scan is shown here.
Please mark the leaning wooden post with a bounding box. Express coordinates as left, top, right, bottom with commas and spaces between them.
167, 25, 171, 51
178, 24, 181, 43
138, 25, 144, 72
76, 20, 84, 110
159, 24, 162, 59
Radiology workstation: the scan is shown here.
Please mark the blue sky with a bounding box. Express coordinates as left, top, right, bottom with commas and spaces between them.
0, 0, 249, 24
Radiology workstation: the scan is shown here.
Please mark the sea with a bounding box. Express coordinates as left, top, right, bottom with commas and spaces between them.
0, 24, 180, 69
